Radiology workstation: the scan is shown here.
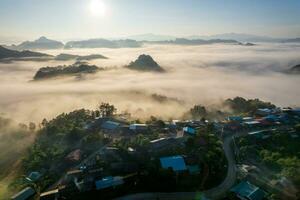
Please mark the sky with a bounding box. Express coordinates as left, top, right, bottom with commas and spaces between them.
0, 0, 300, 42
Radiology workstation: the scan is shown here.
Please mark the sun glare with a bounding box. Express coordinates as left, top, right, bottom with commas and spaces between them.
89, 0, 106, 17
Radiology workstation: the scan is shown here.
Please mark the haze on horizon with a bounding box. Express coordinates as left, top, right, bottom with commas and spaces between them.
1, 0, 300, 43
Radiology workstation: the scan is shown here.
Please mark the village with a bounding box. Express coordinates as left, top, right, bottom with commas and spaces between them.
11, 106, 300, 200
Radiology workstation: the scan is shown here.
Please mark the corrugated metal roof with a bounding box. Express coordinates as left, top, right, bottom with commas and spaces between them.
11, 187, 35, 200
160, 155, 187, 171
101, 120, 120, 130
183, 127, 196, 135
26, 171, 41, 182
231, 181, 266, 200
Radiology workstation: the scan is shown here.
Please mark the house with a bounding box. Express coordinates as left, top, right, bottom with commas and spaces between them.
183, 126, 196, 135
230, 181, 266, 200
243, 117, 254, 122
149, 137, 177, 151
256, 108, 273, 116
129, 124, 148, 131
11, 187, 35, 200
243, 121, 261, 129
171, 120, 189, 128
101, 120, 120, 132
26, 171, 42, 182
228, 116, 243, 122
160, 155, 187, 172
66, 169, 83, 177
95, 176, 124, 190
248, 130, 271, 139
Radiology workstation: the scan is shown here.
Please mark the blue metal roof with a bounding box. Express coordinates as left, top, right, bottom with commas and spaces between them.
101, 120, 120, 130
231, 181, 266, 200
11, 187, 35, 200
160, 155, 187, 171
183, 127, 196, 135
228, 116, 243, 122
26, 171, 41, 182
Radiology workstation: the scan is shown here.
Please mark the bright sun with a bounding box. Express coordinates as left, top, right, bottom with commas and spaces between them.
89, 0, 106, 17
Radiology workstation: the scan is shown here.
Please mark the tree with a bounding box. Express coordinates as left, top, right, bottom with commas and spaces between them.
147, 116, 165, 128
98, 102, 117, 117
190, 105, 207, 119
29, 122, 36, 132
18, 123, 28, 130
66, 127, 84, 143
95, 110, 100, 118
41, 118, 48, 127
225, 97, 275, 114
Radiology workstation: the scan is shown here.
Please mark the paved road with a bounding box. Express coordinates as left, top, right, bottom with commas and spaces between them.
115, 131, 251, 200
202, 135, 236, 199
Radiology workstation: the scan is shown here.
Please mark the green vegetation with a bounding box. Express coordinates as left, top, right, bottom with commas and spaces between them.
55, 53, 107, 61
15, 106, 114, 192
224, 96, 275, 115
126, 54, 164, 72
237, 126, 300, 185
98, 102, 117, 117
114, 124, 226, 191
0, 117, 36, 199
33, 61, 101, 80
189, 105, 208, 119
0, 45, 51, 60
23, 109, 93, 171
186, 97, 275, 120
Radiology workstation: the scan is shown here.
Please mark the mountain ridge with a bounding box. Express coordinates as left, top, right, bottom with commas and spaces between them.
0, 45, 52, 60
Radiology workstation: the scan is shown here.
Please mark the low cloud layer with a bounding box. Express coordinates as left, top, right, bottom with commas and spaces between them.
0, 43, 300, 123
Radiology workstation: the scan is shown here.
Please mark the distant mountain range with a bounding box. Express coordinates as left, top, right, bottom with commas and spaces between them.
190, 33, 279, 42
148, 38, 239, 45
65, 39, 141, 49
0, 45, 52, 61
0, 46, 107, 62
281, 38, 300, 43
124, 33, 300, 43
6, 36, 64, 50
123, 33, 176, 41
2, 34, 300, 50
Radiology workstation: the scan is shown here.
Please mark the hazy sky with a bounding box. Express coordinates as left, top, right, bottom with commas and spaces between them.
1, 0, 300, 42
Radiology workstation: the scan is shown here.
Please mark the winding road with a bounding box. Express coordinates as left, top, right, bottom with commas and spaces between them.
115, 132, 246, 200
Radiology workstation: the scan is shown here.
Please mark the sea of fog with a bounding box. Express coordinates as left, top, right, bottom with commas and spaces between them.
0, 43, 300, 123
